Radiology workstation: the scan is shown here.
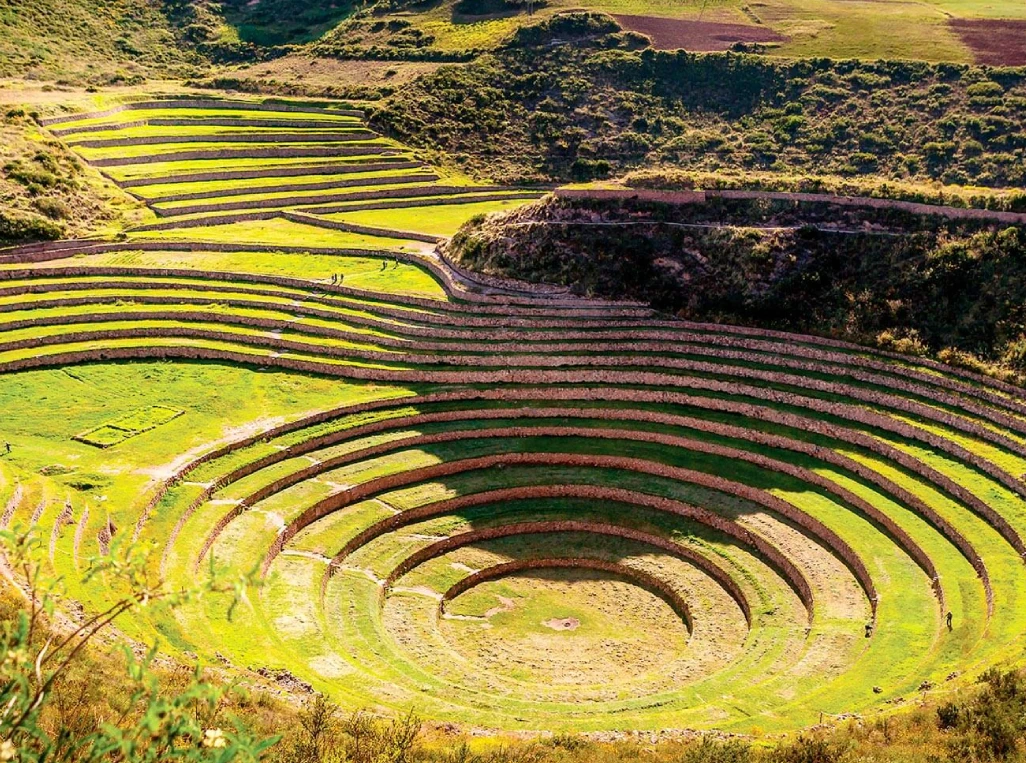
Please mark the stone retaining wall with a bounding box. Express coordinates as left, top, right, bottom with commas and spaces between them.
283, 212, 440, 244
178, 399, 983, 605
39, 99, 365, 127
303, 192, 546, 216
393, 519, 750, 627
155, 184, 519, 218
439, 557, 696, 633
312, 480, 816, 618
156, 173, 440, 204
92, 145, 394, 168
11, 305, 1019, 459
142, 385, 1020, 597
118, 160, 424, 189
50, 120, 146, 137
73, 131, 377, 149
4, 313, 1024, 509
555, 187, 1026, 227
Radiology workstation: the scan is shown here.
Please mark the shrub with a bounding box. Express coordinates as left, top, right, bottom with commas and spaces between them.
0, 210, 64, 243
32, 197, 73, 220
0, 527, 276, 762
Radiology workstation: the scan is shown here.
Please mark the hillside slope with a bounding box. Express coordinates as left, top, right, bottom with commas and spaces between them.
0, 0, 200, 82
373, 15, 1026, 187
446, 193, 1026, 381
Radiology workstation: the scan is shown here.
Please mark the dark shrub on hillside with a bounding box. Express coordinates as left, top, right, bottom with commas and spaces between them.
0, 211, 64, 243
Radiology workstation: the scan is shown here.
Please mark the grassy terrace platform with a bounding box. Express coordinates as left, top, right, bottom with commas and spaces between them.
0, 95, 1022, 734
46, 99, 547, 242
2, 224, 1026, 732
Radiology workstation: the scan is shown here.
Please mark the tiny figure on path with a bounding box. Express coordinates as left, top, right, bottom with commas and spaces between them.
865, 621, 874, 638
330, 274, 337, 284
338, 273, 344, 284
381, 260, 387, 271
946, 611, 953, 630
3, 441, 10, 455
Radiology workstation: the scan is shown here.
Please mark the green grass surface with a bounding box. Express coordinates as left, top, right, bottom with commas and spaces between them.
73, 404, 184, 448
5, 96, 1026, 734
128, 219, 435, 255
10, 248, 448, 299
324, 198, 539, 236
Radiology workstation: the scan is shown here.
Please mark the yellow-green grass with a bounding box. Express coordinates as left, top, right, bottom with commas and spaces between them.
51, 107, 362, 131
322, 198, 539, 237
129, 167, 433, 201
0, 285, 450, 329
97, 377, 1025, 730
0, 249, 447, 300
150, 180, 469, 211
182, 447, 915, 726
104, 155, 416, 182
5, 156, 1026, 733
61, 124, 370, 143
76, 138, 394, 161
127, 219, 434, 255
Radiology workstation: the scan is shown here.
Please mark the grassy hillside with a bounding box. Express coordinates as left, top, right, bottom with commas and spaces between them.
0, 110, 138, 244
0, 0, 202, 83
373, 15, 1026, 187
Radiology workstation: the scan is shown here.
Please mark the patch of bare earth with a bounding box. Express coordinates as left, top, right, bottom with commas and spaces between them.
949, 19, 1026, 66
224, 56, 452, 90
543, 616, 580, 631
611, 14, 786, 51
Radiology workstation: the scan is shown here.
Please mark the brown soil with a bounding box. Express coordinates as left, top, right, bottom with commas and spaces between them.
543, 616, 580, 631
949, 19, 1026, 66
611, 15, 786, 51
225, 57, 452, 91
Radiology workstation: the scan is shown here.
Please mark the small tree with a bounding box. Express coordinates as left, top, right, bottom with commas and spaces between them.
0, 524, 277, 762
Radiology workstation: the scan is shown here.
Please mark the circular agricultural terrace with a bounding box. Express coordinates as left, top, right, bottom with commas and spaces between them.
2, 238, 1026, 732
3, 99, 1026, 732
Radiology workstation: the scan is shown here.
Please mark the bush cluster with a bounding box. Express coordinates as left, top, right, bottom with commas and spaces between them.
374, 14, 1026, 187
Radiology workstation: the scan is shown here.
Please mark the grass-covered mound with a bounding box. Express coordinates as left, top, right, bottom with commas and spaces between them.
0, 111, 137, 245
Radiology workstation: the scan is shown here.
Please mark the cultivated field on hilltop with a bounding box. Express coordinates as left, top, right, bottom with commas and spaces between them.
304, 0, 1026, 64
